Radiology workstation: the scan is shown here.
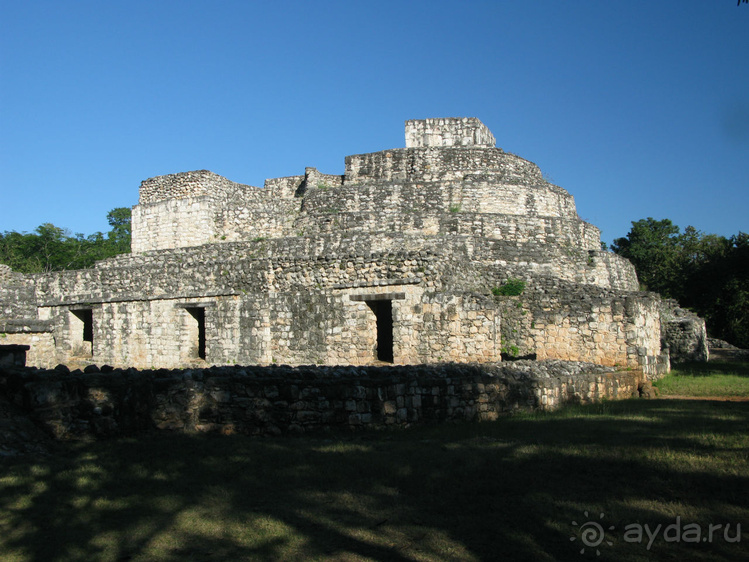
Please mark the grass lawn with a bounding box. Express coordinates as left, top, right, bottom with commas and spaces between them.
1, 368, 748, 561
654, 361, 749, 397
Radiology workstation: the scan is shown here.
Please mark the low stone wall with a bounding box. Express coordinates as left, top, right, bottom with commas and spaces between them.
0, 361, 644, 440
661, 300, 709, 363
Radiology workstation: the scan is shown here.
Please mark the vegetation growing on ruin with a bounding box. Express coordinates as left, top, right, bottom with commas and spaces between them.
492, 278, 526, 297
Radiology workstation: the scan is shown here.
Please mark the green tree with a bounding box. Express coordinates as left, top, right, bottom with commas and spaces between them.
686, 232, 749, 348
612, 218, 749, 348
105, 207, 132, 255
0, 207, 131, 274
611, 218, 683, 296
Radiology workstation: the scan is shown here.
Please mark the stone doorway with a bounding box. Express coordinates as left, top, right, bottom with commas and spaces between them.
70, 308, 93, 357
367, 300, 393, 363
185, 307, 206, 360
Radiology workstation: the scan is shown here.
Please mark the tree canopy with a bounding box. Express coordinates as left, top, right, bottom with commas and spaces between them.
0, 207, 131, 273
612, 218, 748, 348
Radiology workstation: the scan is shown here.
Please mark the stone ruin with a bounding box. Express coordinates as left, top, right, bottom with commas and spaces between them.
0, 118, 708, 375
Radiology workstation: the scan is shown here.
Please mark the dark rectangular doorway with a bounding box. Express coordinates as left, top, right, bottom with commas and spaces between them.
367, 300, 393, 363
71, 308, 93, 356
186, 307, 206, 360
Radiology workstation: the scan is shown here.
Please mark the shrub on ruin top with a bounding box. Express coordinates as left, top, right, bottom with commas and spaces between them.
492, 278, 526, 297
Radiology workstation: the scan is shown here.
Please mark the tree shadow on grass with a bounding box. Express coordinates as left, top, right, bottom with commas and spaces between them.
672, 361, 749, 377
1, 399, 748, 561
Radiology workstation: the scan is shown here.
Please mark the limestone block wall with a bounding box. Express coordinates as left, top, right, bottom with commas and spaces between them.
624, 296, 667, 375
0, 361, 644, 440
235, 285, 499, 367
344, 147, 544, 185
212, 197, 299, 244
129, 126, 588, 258
491, 279, 667, 377
23, 236, 656, 372
33, 236, 437, 307
660, 300, 709, 363
0, 333, 55, 369
583, 251, 640, 290
134, 170, 280, 252
264, 175, 304, 199
303, 167, 344, 191
263, 169, 344, 200
296, 205, 607, 265
34, 284, 499, 370
23, 238, 495, 369
132, 196, 218, 252
31, 231, 632, 306
298, 179, 579, 234
214, 167, 343, 241
405, 118, 496, 148
0, 267, 55, 368
133, 168, 349, 252
0, 269, 37, 320
454, 175, 577, 217
38, 295, 243, 370
0, 264, 12, 282
443, 236, 636, 291
28, 231, 642, 360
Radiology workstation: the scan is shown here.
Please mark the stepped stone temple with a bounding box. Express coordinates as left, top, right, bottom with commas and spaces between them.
0, 118, 707, 373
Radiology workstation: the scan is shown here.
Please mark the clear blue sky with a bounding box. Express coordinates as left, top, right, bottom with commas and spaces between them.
1, 0, 747, 245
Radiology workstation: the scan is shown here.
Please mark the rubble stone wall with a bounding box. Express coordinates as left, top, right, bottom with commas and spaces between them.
18, 251, 658, 373
344, 147, 544, 185
0, 360, 644, 440
660, 300, 709, 363
30, 233, 638, 308
492, 279, 667, 376
298, 179, 578, 228
405, 117, 497, 148
137, 170, 259, 205
2, 227, 654, 371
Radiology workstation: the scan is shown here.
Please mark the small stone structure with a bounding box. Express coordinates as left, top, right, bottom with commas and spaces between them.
660, 300, 709, 363
0, 345, 30, 368
0, 118, 704, 376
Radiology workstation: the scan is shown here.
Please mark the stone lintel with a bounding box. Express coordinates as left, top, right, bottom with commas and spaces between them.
350, 292, 406, 302
175, 301, 217, 309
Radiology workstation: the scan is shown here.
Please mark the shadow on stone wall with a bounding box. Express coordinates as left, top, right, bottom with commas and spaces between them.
0, 361, 645, 441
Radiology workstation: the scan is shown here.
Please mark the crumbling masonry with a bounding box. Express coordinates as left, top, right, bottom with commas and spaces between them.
1, 118, 707, 374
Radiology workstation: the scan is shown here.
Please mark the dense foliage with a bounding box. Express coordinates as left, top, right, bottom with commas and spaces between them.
612, 218, 748, 348
0, 208, 131, 273
492, 278, 526, 297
